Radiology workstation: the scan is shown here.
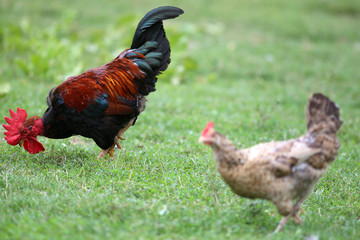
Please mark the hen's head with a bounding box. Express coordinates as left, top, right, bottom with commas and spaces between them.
3, 108, 45, 154
199, 122, 216, 145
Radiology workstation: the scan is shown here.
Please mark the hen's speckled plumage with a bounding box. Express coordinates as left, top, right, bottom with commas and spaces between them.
199, 93, 342, 232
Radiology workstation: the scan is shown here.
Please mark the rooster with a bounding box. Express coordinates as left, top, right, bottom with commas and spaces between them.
199, 93, 342, 232
3, 6, 183, 158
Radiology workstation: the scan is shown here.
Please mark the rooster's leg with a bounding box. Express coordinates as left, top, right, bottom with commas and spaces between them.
114, 136, 123, 150
114, 118, 136, 149
97, 149, 108, 159
97, 118, 136, 159
117, 118, 136, 139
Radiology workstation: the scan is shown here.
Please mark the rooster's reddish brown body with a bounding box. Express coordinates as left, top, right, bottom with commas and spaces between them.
3, 7, 184, 156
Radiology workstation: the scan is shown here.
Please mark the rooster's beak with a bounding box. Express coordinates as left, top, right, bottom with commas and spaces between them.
19, 139, 24, 147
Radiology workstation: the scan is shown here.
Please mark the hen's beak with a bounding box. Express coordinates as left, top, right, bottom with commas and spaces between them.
198, 136, 206, 143
199, 135, 214, 146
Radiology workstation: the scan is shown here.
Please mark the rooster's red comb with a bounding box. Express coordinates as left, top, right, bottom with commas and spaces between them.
201, 122, 214, 137
3, 108, 28, 145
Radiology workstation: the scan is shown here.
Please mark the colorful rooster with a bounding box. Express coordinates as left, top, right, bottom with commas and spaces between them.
3, 6, 184, 158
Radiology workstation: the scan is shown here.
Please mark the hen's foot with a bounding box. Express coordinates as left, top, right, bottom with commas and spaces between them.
274, 206, 305, 233
291, 212, 302, 224
291, 206, 304, 224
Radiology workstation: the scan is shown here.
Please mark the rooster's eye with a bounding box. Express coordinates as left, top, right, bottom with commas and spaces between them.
28, 126, 32, 131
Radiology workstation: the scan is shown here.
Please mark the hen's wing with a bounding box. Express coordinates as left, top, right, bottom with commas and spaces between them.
242, 138, 322, 178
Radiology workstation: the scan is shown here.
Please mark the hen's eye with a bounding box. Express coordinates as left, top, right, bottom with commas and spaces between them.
28, 126, 32, 131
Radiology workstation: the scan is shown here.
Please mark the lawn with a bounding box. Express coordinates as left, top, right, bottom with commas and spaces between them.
0, 0, 359, 239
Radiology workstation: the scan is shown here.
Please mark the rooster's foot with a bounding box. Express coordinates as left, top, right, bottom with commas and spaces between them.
97, 145, 115, 159
114, 137, 123, 150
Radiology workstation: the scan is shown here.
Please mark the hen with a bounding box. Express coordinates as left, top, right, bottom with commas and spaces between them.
3, 6, 183, 158
199, 93, 342, 232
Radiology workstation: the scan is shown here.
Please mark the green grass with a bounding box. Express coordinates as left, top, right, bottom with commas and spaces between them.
1, 0, 359, 239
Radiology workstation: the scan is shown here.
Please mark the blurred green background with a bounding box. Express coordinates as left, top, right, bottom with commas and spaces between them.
0, 0, 359, 239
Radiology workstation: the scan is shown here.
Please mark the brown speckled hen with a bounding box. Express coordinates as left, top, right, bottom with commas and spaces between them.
199, 93, 342, 232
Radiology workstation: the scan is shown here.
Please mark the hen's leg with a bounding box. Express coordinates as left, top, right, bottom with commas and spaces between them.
291, 196, 308, 224
291, 205, 305, 224
275, 198, 307, 233
274, 185, 314, 233
274, 198, 307, 232
291, 184, 315, 224
274, 204, 306, 233
274, 216, 289, 233
274, 200, 293, 233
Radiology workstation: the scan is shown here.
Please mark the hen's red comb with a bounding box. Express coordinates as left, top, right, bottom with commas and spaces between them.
201, 122, 214, 137
3, 108, 28, 145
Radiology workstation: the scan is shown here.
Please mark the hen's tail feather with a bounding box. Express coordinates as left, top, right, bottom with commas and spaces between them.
306, 93, 342, 135
129, 6, 183, 95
